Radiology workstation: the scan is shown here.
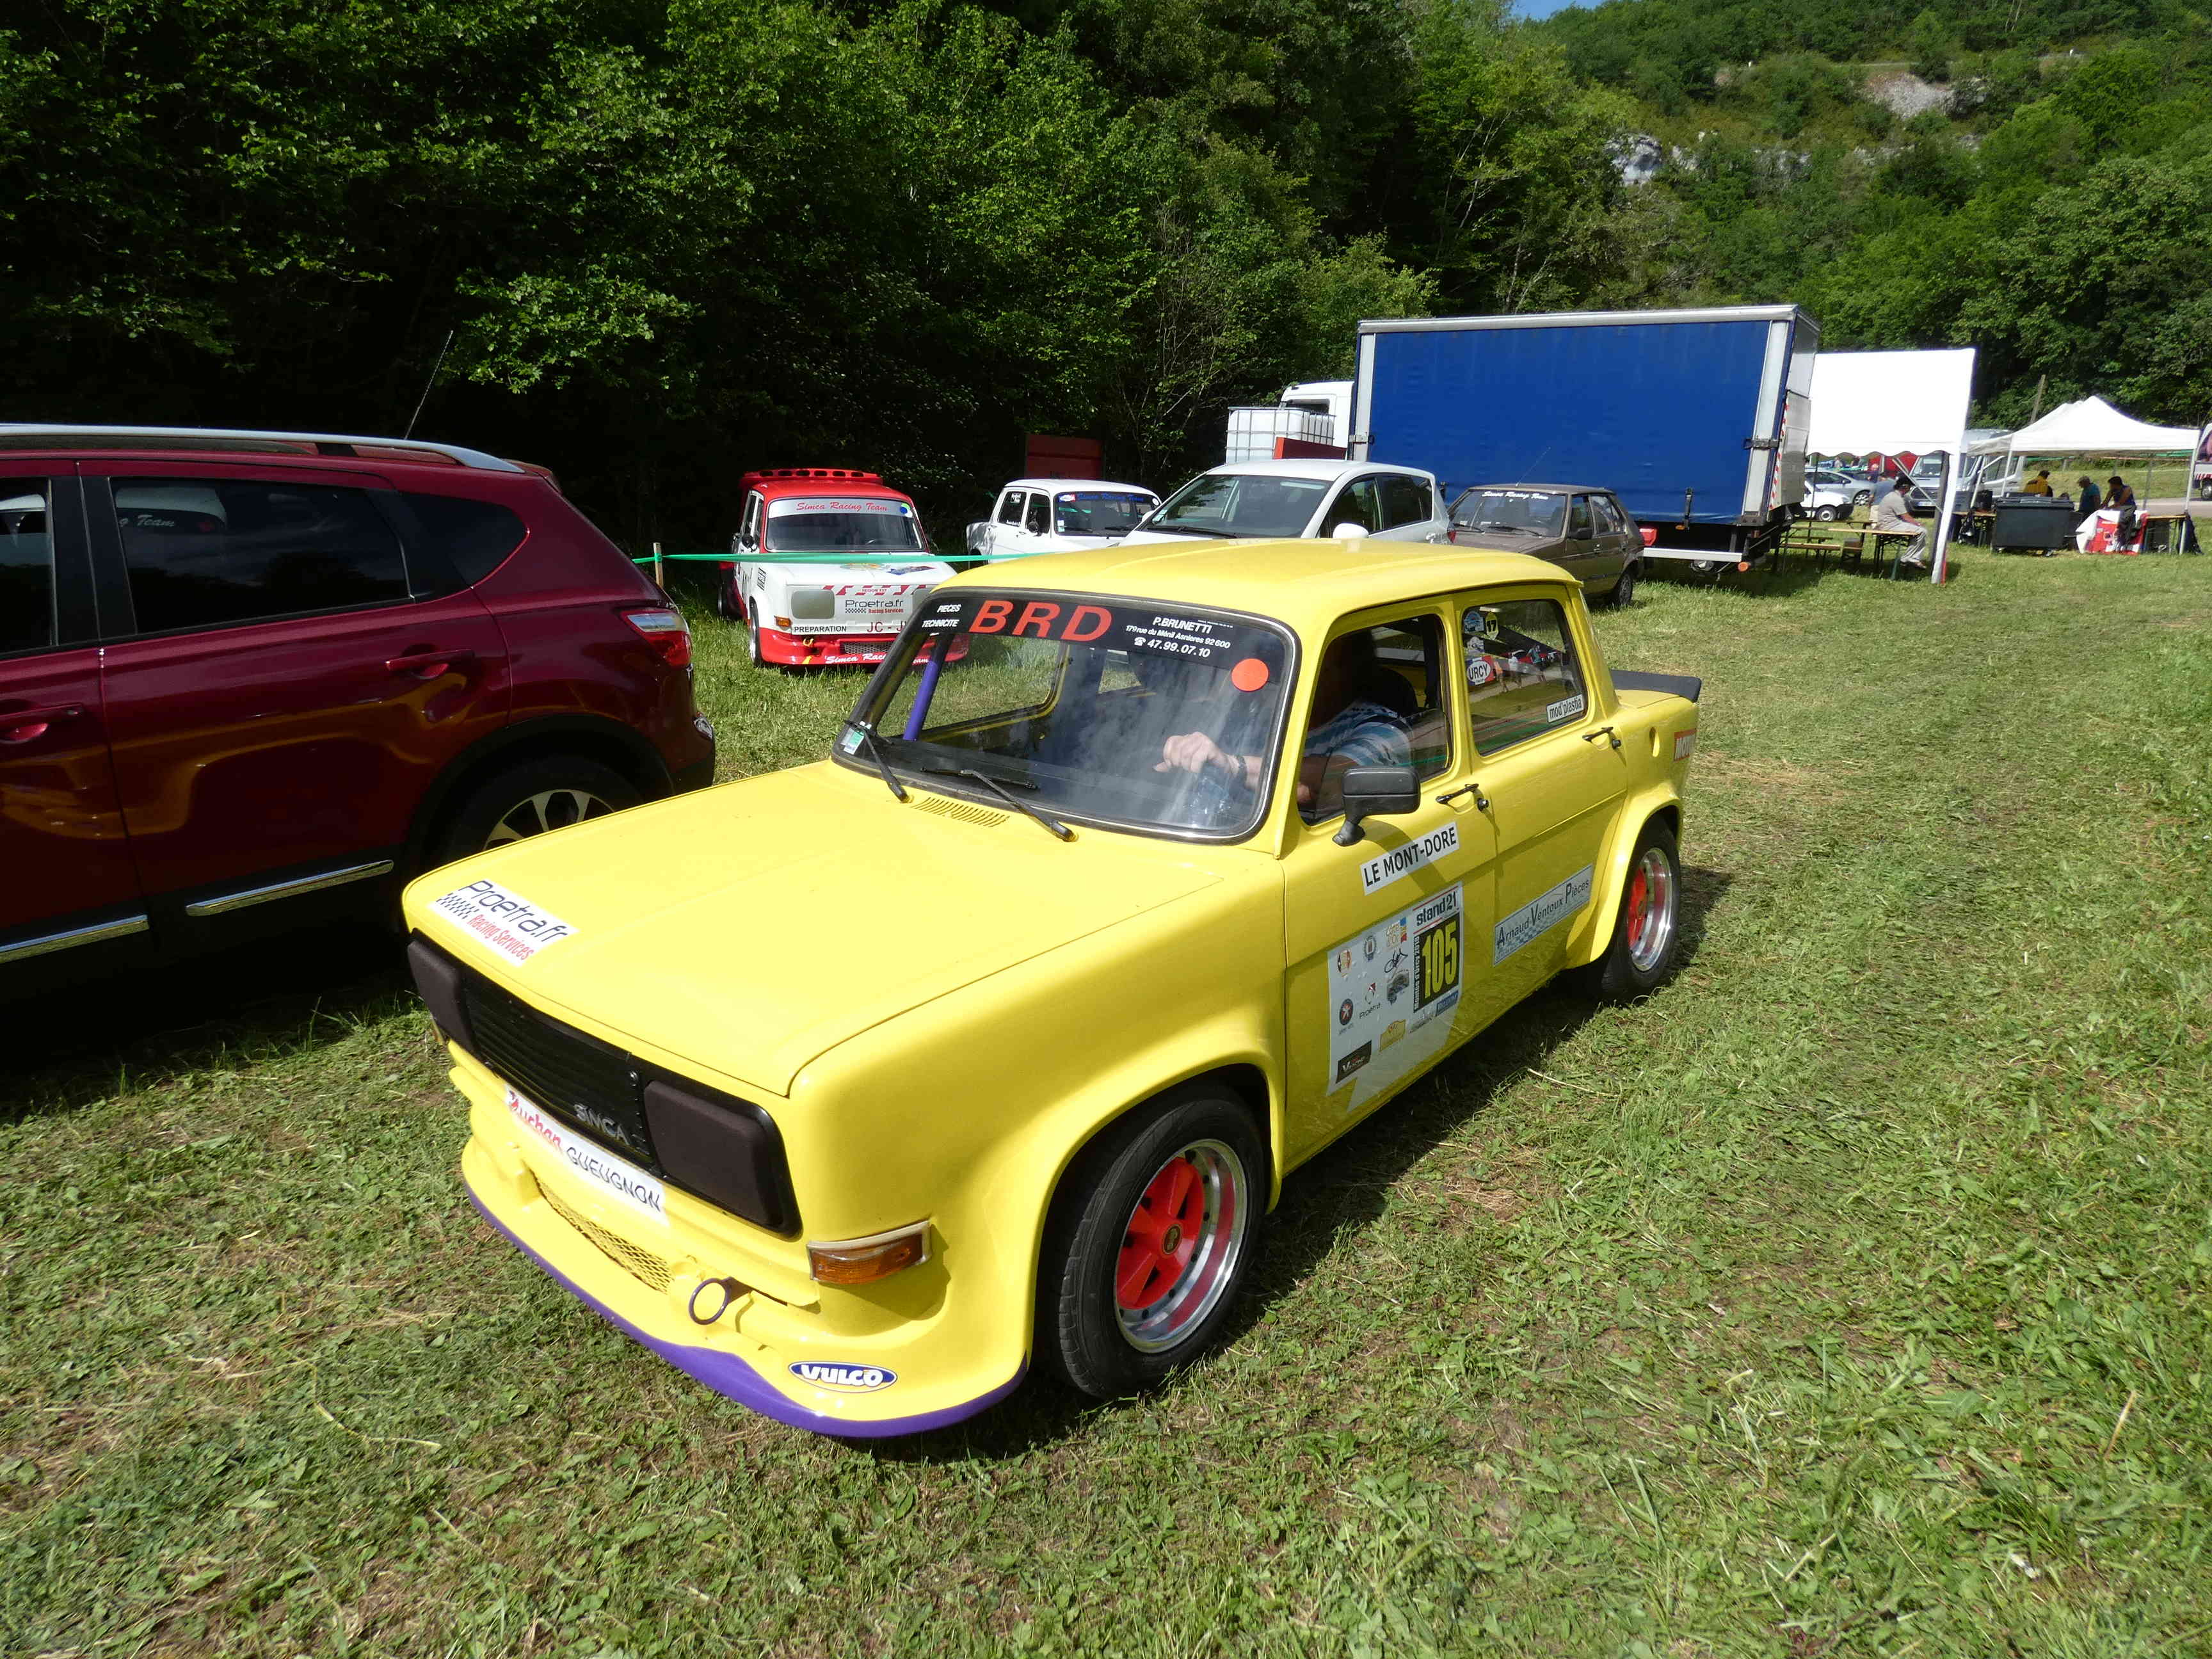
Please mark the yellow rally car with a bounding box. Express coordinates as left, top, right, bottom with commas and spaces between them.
403, 540, 1700, 1436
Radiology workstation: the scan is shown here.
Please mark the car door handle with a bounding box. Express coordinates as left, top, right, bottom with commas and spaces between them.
386, 648, 477, 678
0, 704, 85, 743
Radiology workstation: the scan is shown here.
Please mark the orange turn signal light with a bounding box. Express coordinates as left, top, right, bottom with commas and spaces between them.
806, 1221, 931, 1286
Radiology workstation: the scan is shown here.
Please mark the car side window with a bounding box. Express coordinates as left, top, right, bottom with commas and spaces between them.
403, 492, 525, 587
997, 491, 1026, 527
1300, 613, 1447, 823
1568, 495, 1594, 538
1590, 495, 1623, 534
115, 477, 410, 634
1025, 492, 1050, 535
0, 478, 54, 655
1460, 598, 1589, 757
740, 492, 764, 549
1329, 477, 1384, 534
1380, 475, 1433, 529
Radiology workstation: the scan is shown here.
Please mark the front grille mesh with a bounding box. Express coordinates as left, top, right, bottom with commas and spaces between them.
541, 1183, 672, 1292
463, 974, 657, 1168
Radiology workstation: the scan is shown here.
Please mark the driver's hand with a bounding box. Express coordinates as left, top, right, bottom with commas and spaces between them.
1157, 732, 1228, 776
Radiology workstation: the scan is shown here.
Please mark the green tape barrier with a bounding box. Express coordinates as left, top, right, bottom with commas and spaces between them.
632, 551, 959, 565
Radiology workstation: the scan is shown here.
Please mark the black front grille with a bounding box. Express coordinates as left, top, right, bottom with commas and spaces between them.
410, 934, 800, 1237
461, 972, 661, 1169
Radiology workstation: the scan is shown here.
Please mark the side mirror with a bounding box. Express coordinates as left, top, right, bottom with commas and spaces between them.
1332, 764, 1422, 847
1331, 523, 1370, 540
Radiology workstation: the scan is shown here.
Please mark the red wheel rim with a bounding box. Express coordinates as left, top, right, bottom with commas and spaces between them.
1626, 866, 1649, 951
1118, 1155, 1204, 1311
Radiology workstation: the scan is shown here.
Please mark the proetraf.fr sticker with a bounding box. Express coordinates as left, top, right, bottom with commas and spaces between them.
431, 879, 578, 965
1327, 883, 1463, 1110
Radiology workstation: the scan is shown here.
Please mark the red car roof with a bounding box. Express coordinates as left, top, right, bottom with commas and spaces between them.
742, 467, 913, 503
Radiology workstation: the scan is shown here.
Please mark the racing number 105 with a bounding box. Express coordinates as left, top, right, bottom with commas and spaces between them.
1417, 915, 1461, 1007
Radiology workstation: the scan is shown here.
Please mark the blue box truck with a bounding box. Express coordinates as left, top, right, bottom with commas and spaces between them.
1350, 305, 1820, 566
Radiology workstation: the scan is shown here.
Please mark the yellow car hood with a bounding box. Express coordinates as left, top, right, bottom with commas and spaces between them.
407, 762, 1226, 1095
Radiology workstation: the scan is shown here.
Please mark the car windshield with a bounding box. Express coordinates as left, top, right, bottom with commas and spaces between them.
1450, 488, 1567, 536
846, 592, 1294, 838
1054, 492, 1155, 537
766, 499, 926, 553
1146, 473, 1331, 538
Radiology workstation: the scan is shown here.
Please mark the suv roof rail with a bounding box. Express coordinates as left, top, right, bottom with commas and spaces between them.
0, 424, 525, 473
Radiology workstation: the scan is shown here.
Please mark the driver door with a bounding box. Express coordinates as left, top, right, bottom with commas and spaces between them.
1280, 605, 1498, 1167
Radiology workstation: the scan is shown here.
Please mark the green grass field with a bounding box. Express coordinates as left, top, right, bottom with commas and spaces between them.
5, 552, 2210, 1657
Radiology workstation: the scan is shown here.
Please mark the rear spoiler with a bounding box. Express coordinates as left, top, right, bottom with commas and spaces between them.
1613, 670, 1702, 703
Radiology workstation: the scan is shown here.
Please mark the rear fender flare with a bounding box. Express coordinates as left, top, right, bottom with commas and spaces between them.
1565, 792, 1683, 970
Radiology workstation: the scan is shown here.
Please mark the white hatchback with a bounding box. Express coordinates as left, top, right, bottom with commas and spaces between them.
1118, 459, 1449, 546
966, 478, 1158, 562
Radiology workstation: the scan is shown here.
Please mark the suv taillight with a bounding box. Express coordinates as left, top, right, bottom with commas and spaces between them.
623, 607, 692, 668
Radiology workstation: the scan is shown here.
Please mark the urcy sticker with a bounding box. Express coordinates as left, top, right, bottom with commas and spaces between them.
1493, 866, 1594, 965
432, 879, 578, 965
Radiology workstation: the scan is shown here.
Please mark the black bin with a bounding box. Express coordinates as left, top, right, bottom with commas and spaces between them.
1991, 497, 2076, 550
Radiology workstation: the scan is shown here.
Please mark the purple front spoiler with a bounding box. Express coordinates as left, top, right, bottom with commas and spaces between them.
466, 1185, 1025, 1438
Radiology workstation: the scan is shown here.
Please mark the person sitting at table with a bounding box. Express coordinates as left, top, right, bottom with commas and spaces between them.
2022, 469, 2054, 496
2076, 476, 2102, 520
1872, 476, 1928, 571
2106, 475, 2136, 509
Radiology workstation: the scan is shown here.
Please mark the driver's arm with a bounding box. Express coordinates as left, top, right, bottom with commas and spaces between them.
1157, 732, 1262, 792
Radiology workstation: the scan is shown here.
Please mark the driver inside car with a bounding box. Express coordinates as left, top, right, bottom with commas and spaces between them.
1155, 632, 1410, 819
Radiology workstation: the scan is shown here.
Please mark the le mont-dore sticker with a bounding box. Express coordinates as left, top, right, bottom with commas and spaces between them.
1493, 866, 1595, 964
431, 879, 578, 965
1359, 821, 1459, 895
506, 1089, 669, 1228
1328, 883, 1463, 1110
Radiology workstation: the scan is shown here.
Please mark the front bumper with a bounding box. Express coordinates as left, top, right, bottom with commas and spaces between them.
453, 1058, 1025, 1437
757, 623, 899, 669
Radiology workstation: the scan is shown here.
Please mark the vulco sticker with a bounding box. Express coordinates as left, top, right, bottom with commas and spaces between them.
432, 879, 578, 964
1493, 866, 1594, 964
506, 1089, 668, 1228
790, 1361, 897, 1393
1674, 729, 1697, 760
1327, 883, 1463, 1110
1546, 693, 1587, 723
1359, 821, 1459, 895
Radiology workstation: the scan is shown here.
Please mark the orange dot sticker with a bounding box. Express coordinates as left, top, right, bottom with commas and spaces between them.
1230, 657, 1270, 693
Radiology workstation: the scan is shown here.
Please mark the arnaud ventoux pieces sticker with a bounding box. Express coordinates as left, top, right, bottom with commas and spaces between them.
1328, 882, 1464, 1111
431, 878, 579, 965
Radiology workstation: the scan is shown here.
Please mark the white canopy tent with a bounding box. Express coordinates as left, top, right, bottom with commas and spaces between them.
1968, 396, 2199, 460
1807, 348, 1977, 582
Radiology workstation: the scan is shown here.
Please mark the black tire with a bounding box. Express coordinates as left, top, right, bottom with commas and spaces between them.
429, 756, 642, 867
1606, 562, 1639, 608
1575, 818, 1683, 1001
716, 573, 743, 621
744, 600, 766, 669
1036, 1088, 1265, 1399
1852, 489, 1872, 508
1815, 504, 1841, 522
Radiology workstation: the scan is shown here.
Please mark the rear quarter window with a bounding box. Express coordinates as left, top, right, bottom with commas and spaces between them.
404, 493, 527, 586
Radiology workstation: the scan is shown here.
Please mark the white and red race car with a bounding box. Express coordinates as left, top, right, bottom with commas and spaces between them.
721, 469, 955, 668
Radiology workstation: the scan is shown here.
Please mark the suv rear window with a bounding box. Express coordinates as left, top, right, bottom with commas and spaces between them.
405, 492, 526, 585
116, 477, 408, 632
1, 479, 53, 654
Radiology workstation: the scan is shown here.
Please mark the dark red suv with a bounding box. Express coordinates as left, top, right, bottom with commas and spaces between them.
0, 424, 714, 990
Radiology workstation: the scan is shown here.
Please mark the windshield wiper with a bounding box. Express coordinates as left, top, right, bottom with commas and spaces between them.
950, 767, 1073, 840
920, 765, 1035, 789
1139, 522, 1224, 536
842, 719, 908, 803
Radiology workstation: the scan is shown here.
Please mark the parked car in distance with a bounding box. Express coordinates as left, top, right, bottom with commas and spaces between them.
965, 478, 1158, 562
0, 422, 714, 993
1443, 483, 1646, 607
721, 469, 954, 669
1119, 459, 1448, 546
1804, 467, 1871, 519
403, 536, 1701, 1436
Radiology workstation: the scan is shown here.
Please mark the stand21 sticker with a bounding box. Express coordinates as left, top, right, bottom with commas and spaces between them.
1327, 883, 1463, 1110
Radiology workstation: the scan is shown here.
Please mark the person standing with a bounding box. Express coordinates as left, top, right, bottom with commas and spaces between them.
2076, 476, 2102, 518
1873, 475, 1929, 571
